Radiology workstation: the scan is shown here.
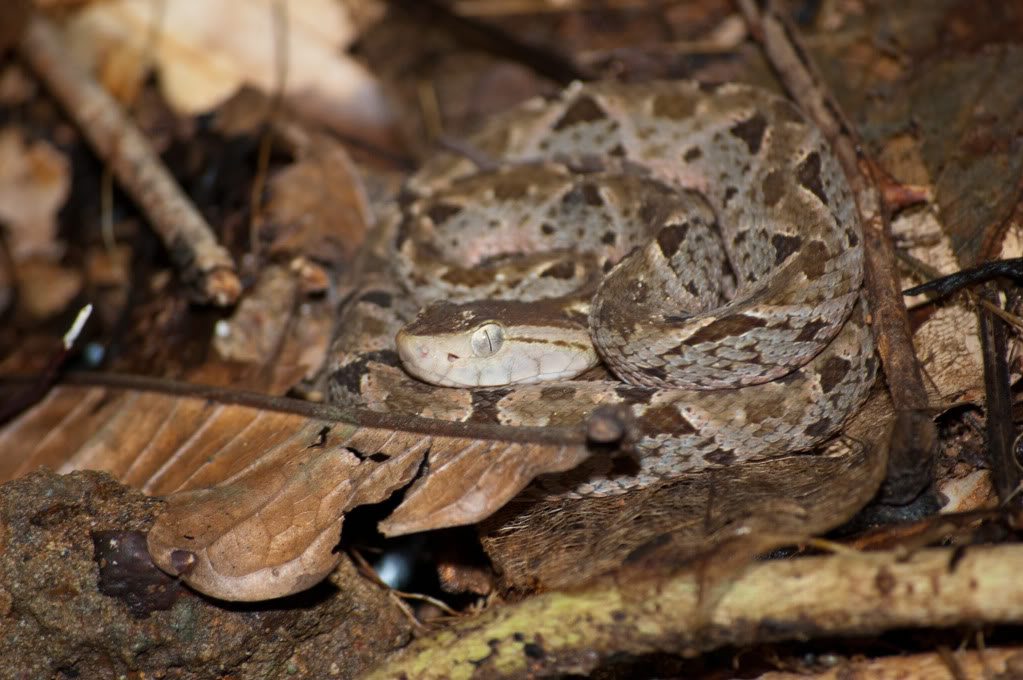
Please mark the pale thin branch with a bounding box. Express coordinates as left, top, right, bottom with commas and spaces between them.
737, 0, 929, 413
18, 14, 241, 305
737, 0, 936, 503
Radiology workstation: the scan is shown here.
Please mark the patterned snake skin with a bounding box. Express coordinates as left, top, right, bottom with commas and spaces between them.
329, 81, 877, 497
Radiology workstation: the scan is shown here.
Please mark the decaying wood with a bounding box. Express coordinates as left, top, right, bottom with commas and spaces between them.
18, 14, 241, 306
758, 646, 1023, 680
365, 544, 1023, 680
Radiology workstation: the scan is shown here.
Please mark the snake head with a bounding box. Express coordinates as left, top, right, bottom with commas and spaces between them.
395, 299, 598, 388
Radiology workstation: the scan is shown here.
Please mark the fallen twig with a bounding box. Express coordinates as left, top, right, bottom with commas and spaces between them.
978, 290, 1023, 505
18, 14, 241, 306
737, 0, 936, 501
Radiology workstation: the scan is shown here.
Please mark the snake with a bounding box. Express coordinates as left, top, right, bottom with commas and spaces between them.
328, 80, 877, 498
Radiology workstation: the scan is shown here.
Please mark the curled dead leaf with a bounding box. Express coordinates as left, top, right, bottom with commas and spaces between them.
0, 376, 591, 600
147, 412, 592, 600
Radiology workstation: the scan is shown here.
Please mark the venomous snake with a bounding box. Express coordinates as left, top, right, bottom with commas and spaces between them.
329, 80, 878, 498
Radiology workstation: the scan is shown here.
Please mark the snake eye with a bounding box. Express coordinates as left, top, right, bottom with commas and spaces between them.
470, 323, 505, 357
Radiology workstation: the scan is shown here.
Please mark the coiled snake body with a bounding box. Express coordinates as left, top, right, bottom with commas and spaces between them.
330, 81, 877, 497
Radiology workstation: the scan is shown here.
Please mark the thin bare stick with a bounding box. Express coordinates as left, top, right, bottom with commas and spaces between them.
248, 0, 290, 263
739, 1, 928, 412
899, 250, 1023, 332
18, 14, 241, 305
738, 0, 935, 499
349, 547, 461, 617
102, 0, 167, 254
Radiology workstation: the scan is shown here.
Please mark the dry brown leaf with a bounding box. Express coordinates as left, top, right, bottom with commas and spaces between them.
0, 127, 70, 260
261, 138, 371, 265
145, 417, 425, 601
64, 0, 397, 145
0, 378, 591, 600
12, 257, 82, 319
880, 48, 1023, 412
212, 264, 304, 366
217, 137, 372, 376
897, 209, 987, 402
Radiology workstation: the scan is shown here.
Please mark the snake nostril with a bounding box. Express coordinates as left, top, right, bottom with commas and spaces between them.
447, 353, 459, 362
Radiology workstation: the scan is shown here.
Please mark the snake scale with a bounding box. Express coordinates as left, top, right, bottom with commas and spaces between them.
329, 80, 877, 498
